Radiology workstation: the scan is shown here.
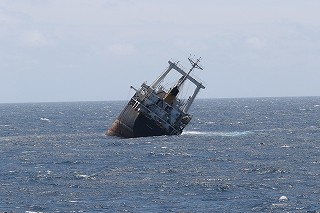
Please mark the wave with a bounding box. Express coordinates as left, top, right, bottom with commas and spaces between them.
182, 130, 253, 137
40, 117, 51, 122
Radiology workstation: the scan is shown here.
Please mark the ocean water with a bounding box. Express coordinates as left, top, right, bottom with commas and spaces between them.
0, 97, 320, 212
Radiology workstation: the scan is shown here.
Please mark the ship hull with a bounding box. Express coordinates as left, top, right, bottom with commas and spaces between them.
107, 103, 177, 138
106, 58, 205, 138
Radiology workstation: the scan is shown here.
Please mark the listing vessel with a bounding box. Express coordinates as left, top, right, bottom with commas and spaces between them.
107, 57, 205, 138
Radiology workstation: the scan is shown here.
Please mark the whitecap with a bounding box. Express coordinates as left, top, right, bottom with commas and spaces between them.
216, 131, 253, 137
68, 200, 81, 203
26, 212, 45, 213
75, 173, 97, 180
205, 121, 215, 124
40, 117, 51, 122
182, 131, 206, 135
279, 195, 288, 202
0, 124, 10, 127
182, 131, 253, 137
75, 174, 90, 179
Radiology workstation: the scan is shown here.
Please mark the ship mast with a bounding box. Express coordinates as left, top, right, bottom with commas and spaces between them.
152, 57, 205, 110
176, 57, 203, 89
182, 57, 205, 112
163, 57, 204, 107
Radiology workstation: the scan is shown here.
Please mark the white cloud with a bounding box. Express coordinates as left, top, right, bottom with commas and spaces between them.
1, 0, 320, 102
21, 30, 54, 47
107, 44, 136, 55
0, 11, 15, 24
244, 37, 267, 50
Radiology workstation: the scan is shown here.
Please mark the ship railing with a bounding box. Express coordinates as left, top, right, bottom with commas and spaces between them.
136, 82, 188, 125
130, 97, 180, 134
131, 93, 187, 134
139, 83, 156, 100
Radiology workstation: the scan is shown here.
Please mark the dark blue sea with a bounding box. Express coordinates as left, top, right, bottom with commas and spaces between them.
1, 97, 320, 212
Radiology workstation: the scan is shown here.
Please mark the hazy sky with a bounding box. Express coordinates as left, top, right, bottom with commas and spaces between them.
1, 0, 319, 103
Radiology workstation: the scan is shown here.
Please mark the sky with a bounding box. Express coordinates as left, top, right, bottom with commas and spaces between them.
1, 0, 320, 103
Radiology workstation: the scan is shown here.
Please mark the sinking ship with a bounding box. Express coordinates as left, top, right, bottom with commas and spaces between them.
107, 57, 205, 138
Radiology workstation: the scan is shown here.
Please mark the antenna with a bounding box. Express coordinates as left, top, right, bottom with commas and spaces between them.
176, 56, 203, 88
188, 56, 203, 71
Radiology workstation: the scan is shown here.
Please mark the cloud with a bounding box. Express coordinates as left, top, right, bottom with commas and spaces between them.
0, 11, 15, 24
244, 37, 267, 50
21, 30, 54, 47
107, 43, 136, 55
